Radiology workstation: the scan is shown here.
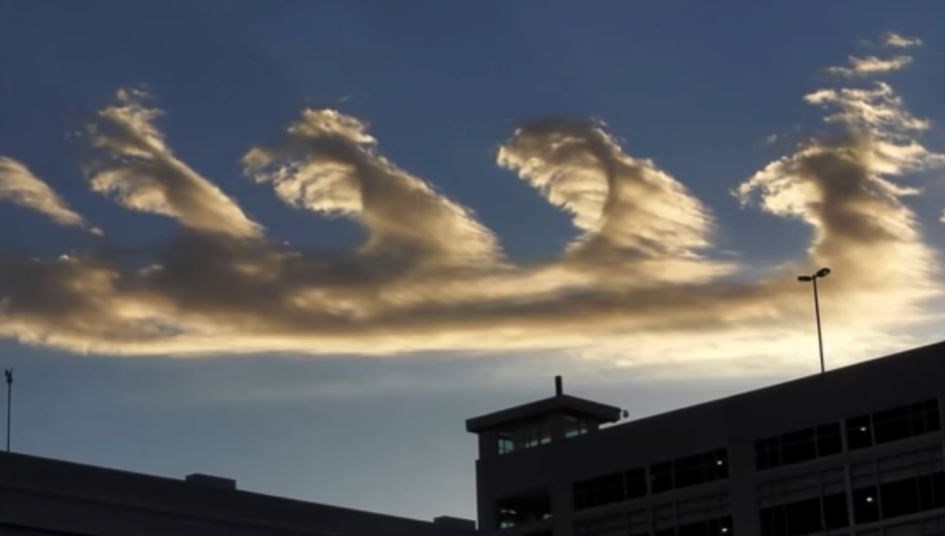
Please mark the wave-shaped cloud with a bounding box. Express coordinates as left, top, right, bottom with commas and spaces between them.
0, 35, 942, 372
84, 89, 262, 239
0, 157, 99, 234
242, 109, 499, 267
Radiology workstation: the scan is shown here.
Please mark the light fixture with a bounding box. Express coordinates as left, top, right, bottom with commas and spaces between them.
797, 267, 831, 374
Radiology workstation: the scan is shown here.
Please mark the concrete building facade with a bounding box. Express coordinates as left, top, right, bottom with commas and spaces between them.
467, 341, 945, 536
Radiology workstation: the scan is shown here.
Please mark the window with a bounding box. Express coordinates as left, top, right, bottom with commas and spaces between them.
497, 491, 551, 529
755, 422, 842, 470
659, 515, 733, 536
761, 493, 849, 536
565, 415, 590, 438
497, 420, 552, 455
846, 399, 940, 451
853, 485, 880, 524
822, 492, 848, 529
650, 449, 728, 494
651, 461, 673, 493
573, 466, 647, 510
846, 415, 872, 449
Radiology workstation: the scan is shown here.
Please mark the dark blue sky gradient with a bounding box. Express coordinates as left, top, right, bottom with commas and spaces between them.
1, 0, 944, 520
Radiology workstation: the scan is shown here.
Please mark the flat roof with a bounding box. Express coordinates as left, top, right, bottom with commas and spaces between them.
0, 450, 470, 536
466, 393, 622, 433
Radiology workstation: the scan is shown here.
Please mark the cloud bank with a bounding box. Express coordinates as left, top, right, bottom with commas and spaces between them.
0, 35, 942, 372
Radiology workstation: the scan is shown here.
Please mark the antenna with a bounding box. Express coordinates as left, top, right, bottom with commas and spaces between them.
4, 368, 12, 452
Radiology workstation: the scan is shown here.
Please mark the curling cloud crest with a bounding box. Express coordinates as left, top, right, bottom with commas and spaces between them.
0, 34, 943, 372
84, 89, 262, 239
242, 109, 499, 267
0, 157, 98, 233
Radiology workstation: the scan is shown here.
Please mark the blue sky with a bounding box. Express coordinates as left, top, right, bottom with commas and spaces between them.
2, 0, 945, 521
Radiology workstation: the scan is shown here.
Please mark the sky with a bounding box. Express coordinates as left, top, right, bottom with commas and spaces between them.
1, 0, 945, 522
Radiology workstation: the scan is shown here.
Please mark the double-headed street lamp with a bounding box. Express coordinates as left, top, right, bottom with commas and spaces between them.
797, 267, 831, 374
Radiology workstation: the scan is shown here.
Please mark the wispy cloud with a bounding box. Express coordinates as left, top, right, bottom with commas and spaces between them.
826, 55, 913, 77
0, 35, 942, 374
884, 32, 923, 48
84, 89, 262, 239
0, 156, 99, 234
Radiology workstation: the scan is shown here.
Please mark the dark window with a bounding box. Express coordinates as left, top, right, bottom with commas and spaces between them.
780, 429, 817, 465
785, 498, 821, 535
761, 505, 786, 536
846, 415, 872, 450
816, 423, 841, 456
674, 453, 704, 488
762, 494, 848, 536
847, 399, 940, 451
822, 492, 849, 529
708, 448, 729, 479
625, 467, 647, 498
873, 405, 911, 444
756, 423, 841, 471
852, 485, 880, 524
755, 437, 779, 470
651, 461, 673, 493
881, 477, 920, 518
916, 472, 945, 511
914, 399, 941, 433
675, 516, 733, 536
573, 466, 647, 510
596, 473, 624, 505
497, 491, 551, 529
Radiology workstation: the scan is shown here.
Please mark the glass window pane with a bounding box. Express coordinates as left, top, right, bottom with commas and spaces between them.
846, 415, 872, 449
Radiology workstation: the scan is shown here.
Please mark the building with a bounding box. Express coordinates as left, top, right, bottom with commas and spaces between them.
466, 341, 945, 536
0, 449, 475, 535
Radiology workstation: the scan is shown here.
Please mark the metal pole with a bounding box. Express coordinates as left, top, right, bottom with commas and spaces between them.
5, 370, 11, 452
812, 278, 825, 374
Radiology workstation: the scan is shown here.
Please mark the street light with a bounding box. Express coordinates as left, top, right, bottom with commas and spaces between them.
797, 267, 831, 374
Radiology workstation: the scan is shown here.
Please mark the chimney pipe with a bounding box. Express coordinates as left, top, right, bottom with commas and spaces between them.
554, 375, 563, 396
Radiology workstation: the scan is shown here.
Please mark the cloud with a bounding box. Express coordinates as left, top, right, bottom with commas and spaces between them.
497, 119, 730, 283
826, 55, 913, 77
0, 38, 943, 374
0, 157, 99, 233
84, 89, 262, 239
243, 109, 499, 267
884, 32, 923, 48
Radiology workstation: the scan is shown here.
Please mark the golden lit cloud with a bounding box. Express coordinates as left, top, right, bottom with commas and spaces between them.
826, 55, 913, 78
84, 89, 262, 239
883, 32, 923, 48
0, 157, 99, 234
0, 36, 942, 373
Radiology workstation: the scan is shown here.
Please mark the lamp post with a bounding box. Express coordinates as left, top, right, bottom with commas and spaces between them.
4, 368, 11, 452
797, 267, 831, 374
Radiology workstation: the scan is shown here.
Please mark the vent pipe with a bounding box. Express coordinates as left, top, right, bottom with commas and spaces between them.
554, 375, 563, 396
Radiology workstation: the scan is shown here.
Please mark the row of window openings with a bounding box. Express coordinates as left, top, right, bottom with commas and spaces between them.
497, 416, 591, 455
760, 470, 945, 536
755, 398, 941, 471
574, 449, 729, 511
575, 515, 733, 536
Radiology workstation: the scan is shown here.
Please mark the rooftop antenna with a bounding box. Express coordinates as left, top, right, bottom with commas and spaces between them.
4, 368, 12, 452
554, 375, 563, 396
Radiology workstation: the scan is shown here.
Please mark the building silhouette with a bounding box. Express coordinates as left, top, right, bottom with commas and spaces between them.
0, 449, 475, 535
467, 341, 945, 536
3, 341, 945, 535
